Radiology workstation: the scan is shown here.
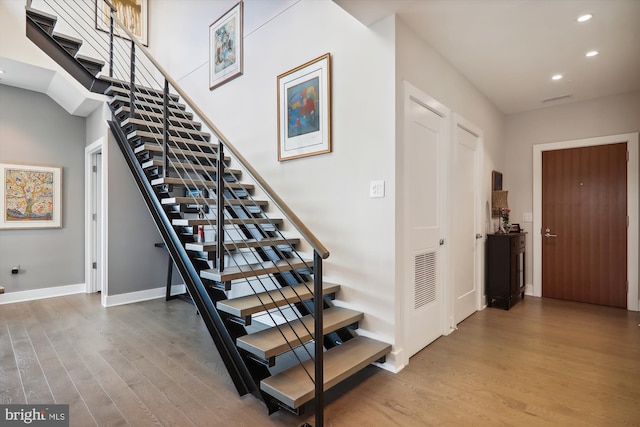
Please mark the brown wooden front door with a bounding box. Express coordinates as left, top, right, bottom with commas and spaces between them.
542, 143, 627, 308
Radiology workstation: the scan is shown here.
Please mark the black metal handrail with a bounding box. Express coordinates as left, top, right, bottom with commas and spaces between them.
28, 0, 330, 424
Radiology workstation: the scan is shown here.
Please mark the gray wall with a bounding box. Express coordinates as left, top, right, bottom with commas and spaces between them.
504, 90, 640, 288
105, 131, 168, 296
0, 85, 85, 292
85, 104, 169, 298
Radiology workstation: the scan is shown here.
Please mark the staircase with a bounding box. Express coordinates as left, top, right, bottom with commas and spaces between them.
25, 0, 390, 422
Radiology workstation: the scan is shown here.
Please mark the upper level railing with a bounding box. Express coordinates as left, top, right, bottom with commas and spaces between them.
27, 0, 328, 424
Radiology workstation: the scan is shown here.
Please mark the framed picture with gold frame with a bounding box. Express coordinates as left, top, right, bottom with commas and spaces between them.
277, 53, 332, 161
95, 0, 149, 46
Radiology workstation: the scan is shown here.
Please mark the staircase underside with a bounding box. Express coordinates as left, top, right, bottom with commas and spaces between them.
26, 9, 110, 94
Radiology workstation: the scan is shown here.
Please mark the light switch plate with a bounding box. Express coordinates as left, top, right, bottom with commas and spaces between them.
523, 212, 533, 222
370, 180, 385, 198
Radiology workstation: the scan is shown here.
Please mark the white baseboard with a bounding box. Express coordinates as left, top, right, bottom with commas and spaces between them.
0, 283, 86, 305
104, 284, 186, 307
373, 347, 403, 373
525, 283, 534, 295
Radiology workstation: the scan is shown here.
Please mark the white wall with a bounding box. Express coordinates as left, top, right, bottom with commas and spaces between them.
0, 0, 62, 76
395, 17, 506, 213
0, 0, 106, 116
148, 0, 398, 354
147, 0, 514, 370
505, 90, 640, 293
394, 17, 506, 367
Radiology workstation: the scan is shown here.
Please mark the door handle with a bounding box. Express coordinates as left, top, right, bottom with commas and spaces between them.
544, 232, 558, 238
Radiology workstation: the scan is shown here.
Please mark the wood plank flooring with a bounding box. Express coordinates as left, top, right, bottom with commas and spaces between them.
1, 294, 638, 426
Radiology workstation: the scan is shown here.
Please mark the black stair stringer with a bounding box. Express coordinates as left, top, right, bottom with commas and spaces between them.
107, 119, 260, 399
25, 14, 109, 94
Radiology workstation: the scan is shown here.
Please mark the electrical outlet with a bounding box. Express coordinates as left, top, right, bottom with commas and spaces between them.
370, 180, 385, 198
523, 212, 533, 222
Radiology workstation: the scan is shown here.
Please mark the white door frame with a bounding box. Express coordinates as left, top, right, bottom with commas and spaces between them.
451, 114, 484, 327
532, 132, 639, 311
85, 138, 108, 306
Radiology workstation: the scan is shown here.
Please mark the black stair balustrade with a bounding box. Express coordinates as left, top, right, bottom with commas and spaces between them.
24, 1, 392, 424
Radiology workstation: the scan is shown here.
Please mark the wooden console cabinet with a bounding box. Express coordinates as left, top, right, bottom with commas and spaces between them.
487, 232, 526, 310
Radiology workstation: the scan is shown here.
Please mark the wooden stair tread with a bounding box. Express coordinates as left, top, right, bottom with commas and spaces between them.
101, 76, 180, 100
186, 237, 297, 253
123, 117, 209, 140
161, 197, 267, 207
114, 105, 194, 121
52, 32, 82, 45
106, 86, 184, 108
200, 258, 312, 282
134, 144, 229, 163
75, 54, 105, 66
76, 54, 105, 75
141, 159, 241, 177
109, 95, 187, 114
105, 84, 180, 102
52, 32, 82, 56
217, 282, 340, 317
237, 307, 361, 360
261, 336, 391, 409
26, 7, 57, 35
151, 177, 252, 191
127, 129, 212, 148
172, 217, 281, 227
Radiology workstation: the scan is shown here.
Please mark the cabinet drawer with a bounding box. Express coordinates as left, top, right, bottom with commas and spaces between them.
511, 234, 525, 251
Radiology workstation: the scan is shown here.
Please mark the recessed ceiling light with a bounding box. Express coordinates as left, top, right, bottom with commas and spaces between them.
577, 13, 593, 22
552, 74, 563, 81
586, 50, 599, 57
0, 70, 5, 74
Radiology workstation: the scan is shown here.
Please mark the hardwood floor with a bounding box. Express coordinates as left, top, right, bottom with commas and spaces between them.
1, 294, 638, 426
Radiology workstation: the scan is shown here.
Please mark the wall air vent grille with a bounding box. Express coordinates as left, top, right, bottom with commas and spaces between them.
541, 93, 573, 103
415, 251, 436, 309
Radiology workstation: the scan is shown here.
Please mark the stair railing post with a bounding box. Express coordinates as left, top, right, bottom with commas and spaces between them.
129, 40, 135, 119
162, 78, 169, 178
102, 0, 117, 77
108, 10, 114, 76
216, 142, 225, 272
313, 250, 324, 427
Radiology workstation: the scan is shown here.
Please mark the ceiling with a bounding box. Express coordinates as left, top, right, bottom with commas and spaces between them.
335, 0, 640, 115
3, 0, 639, 116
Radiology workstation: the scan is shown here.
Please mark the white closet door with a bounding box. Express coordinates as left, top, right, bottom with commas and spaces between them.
403, 83, 449, 358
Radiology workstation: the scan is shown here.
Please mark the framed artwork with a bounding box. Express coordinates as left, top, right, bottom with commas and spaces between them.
491, 170, 503, 217
0, 162, 62, 229
209, 1, 243, 90
96, 0, 149, 46
492, 170, 503, 191
277, 53, 332, 161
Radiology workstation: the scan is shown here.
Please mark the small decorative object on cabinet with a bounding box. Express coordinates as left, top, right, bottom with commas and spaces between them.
487, 232, 526, 310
